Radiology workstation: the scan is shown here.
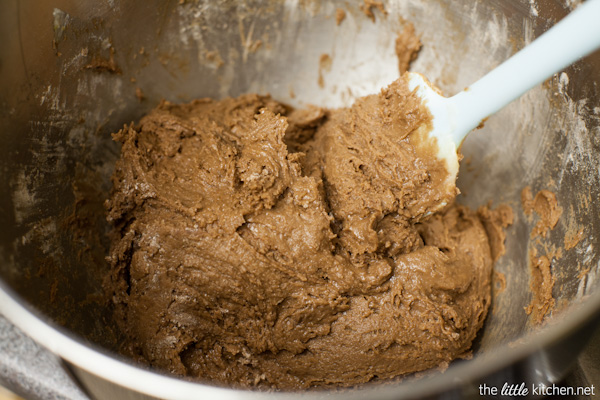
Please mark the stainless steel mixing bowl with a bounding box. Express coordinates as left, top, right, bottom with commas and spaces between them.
1, 0, 600, 399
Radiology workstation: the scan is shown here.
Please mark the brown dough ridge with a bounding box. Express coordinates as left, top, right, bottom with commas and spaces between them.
396, 24, 422, 75
360, 0, 387, 23
521, 187, 561, 324
521, 187, 563, 238
525, 250, 556, 324
335, 8, 346, 26
478, 204, 514, 263
106, 77, 496, 389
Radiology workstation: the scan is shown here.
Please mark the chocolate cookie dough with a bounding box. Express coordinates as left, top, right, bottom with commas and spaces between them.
105, 76, 495, 389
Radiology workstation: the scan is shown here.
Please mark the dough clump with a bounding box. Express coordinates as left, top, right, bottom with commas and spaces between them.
106, 76, 494, 389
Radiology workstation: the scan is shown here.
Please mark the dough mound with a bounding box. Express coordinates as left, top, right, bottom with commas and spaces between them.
106, 78, 493, 389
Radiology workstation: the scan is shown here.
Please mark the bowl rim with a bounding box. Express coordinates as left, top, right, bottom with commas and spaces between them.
1, 276, 599, 400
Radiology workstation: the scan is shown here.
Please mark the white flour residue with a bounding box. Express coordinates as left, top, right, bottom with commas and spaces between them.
39, 85, 60, 110
563, 0, 583, 9
529, 0, 539, 17
557, 96, 595, 182
20, 218, 59, 256
11, 171, 37, 225
558, 72, 569, 94
576, 243, 597, 297
176, 2, 209, 48
481, 12, 510, 58
52, 8, 71, 43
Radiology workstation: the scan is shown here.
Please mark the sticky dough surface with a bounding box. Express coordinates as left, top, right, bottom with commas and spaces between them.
106, 77, 493, 389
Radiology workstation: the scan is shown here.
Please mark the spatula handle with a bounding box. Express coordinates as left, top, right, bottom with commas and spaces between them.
451, 0, 600, 144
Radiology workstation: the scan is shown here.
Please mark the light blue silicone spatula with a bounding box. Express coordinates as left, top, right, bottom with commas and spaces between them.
406, 0, 600, 201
